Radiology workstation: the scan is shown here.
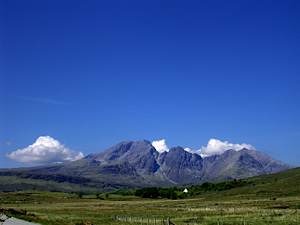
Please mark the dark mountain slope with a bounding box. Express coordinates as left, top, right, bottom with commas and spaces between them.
202, 149, 288, 181
158, 147, 204, 184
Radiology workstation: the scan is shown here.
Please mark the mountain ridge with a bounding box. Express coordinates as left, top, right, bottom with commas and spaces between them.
0, 140, 289, 191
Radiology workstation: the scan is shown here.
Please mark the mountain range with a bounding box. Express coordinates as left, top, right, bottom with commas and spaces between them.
0, 140, 289, 191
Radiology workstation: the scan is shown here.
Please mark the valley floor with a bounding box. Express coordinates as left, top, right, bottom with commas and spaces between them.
0, 192, 300, 225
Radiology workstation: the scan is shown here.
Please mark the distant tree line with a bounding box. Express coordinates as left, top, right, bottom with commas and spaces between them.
72, 179, 252, 199
189, 179, 252, 194
135, 187, 182, 199
134, 179, 252, 199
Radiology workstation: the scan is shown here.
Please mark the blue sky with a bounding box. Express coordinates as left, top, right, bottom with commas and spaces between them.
1, 0, 300, 167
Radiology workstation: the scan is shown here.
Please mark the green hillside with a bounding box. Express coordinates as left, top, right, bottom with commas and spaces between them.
0, 175, 99, 193
196, 166, 300, 198
226, 166, 300, 197
132, 167, 300, 200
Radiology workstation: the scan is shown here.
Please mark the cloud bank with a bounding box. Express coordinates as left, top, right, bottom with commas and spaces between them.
152, 139, 169, 153
7, 136, 84, 164
199, 138, 256, 157
152, 138, 255, 157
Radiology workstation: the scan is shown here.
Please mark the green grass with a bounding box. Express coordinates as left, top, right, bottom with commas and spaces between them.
0, 192, 299, 225
1, 168, 300, 225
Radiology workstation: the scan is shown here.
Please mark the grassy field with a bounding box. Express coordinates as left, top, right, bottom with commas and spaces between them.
1, 168, 300, 225
1, 191, 300, 225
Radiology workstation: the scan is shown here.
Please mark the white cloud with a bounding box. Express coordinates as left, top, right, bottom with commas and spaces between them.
184, 147, 196, 154
157, 138, 256, 157
199, 138, 256, 157
7, 136, 84, 164
152, 139, 169, 153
